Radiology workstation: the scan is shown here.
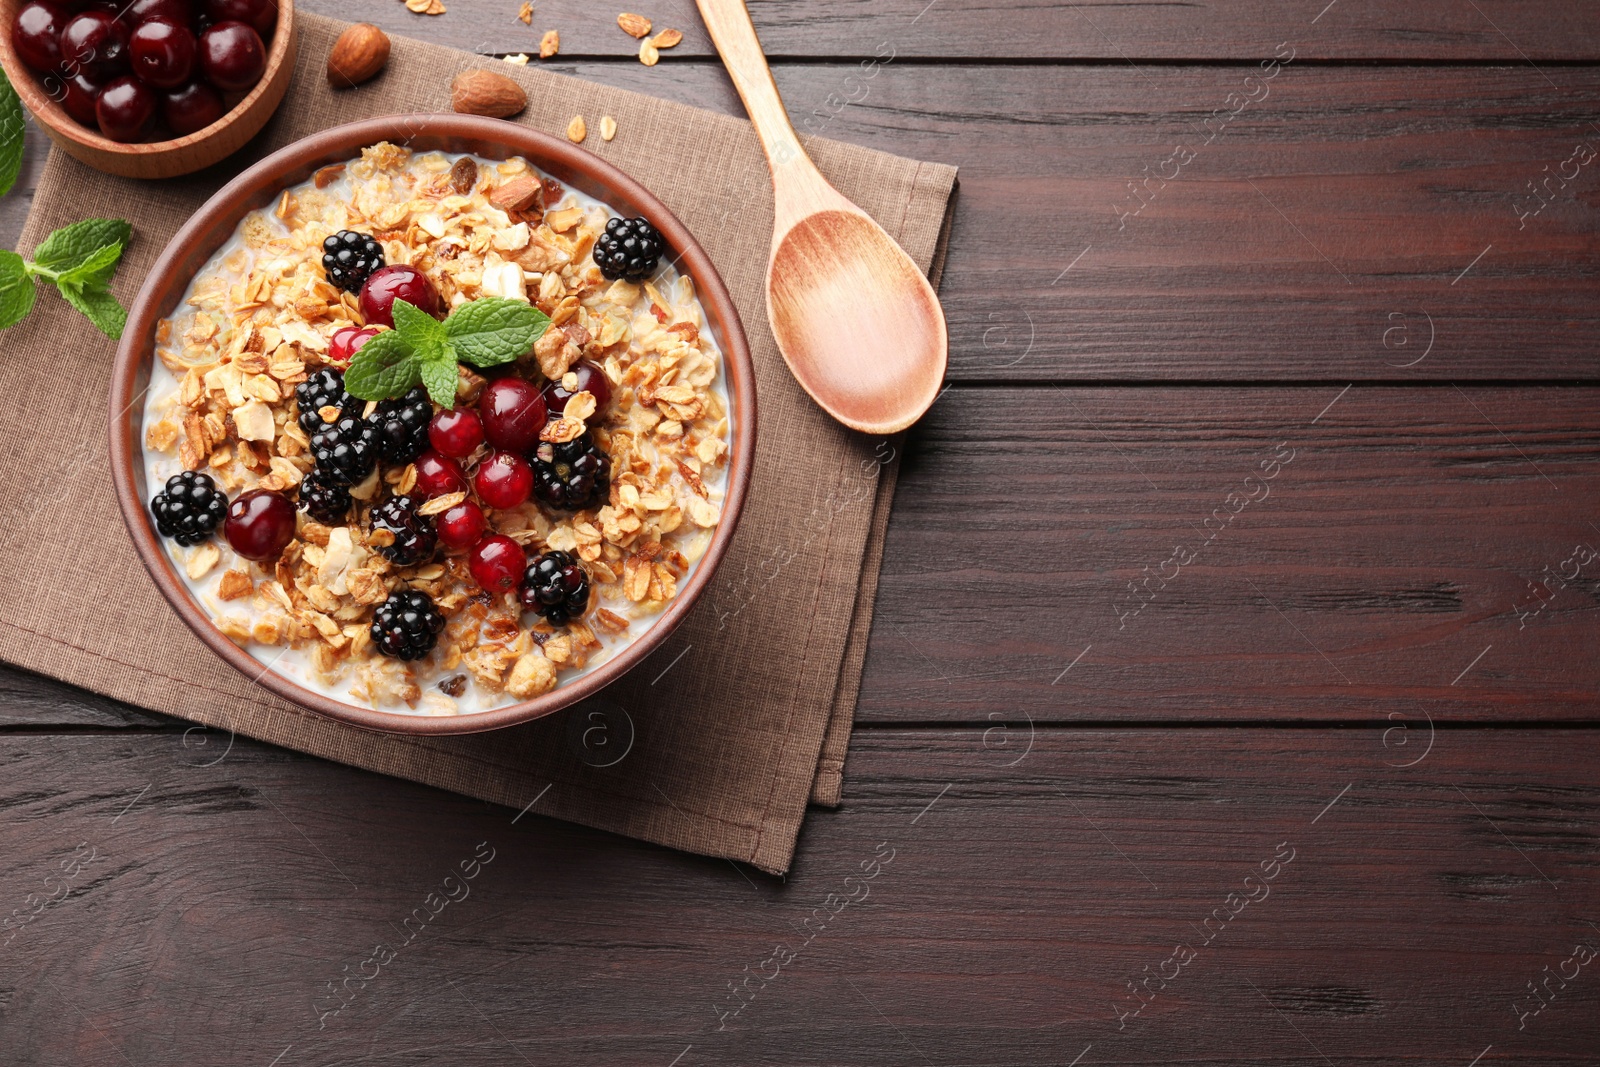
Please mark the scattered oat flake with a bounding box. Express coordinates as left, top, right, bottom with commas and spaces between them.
617, 12, 651, 37
638, 37, 658, 65
600, 115, 617, 141
517, 0, 532, 23
652, 27, 682, 48
566, 114, 587, 142
503, 53, 529, 64
539, 29, 559, 57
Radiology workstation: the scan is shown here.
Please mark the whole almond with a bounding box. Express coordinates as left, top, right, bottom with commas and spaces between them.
327, 23, 390, 88
451, 69, 527, 118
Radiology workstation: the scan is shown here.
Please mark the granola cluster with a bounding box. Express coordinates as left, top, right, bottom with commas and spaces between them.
142, 142, 730, 713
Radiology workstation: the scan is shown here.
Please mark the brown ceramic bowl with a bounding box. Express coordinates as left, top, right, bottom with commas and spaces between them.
0, 0, 296, 179
109, 114, 756, 735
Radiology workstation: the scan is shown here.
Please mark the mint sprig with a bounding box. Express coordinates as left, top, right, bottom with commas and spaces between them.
0, 218, 132, 339
346, 296, 550, 408
0, 67, 24, 199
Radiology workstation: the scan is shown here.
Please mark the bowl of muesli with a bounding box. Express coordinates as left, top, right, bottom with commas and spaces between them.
109, 114, 755, 734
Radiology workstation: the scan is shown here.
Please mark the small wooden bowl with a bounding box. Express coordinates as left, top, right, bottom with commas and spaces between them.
0, 0, 296, 179
109, 114, 757, 736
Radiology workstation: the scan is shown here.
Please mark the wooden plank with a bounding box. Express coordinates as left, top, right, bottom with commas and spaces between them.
0, 727, 1595, 1063
861, 385, 1600, 722
293, 0, 1600, 61
10, 64, 1600, 381
0, 385, 1594, 730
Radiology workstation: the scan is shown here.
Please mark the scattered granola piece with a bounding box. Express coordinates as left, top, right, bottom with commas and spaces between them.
517, 1, 532, 23
566, 114, 587, 143
651, 27, 682, 48
638, 37, 658, 65
505, 650, 557, 698
599, 115, 617, 141
539, 29, 559, 57
502, 53, 529, 65
217, 570, 254, 601
617, 11, 651, 37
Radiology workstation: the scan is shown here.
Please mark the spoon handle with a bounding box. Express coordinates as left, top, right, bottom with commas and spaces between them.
694, 0, 828, 212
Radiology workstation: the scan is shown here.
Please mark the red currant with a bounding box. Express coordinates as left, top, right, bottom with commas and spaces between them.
328, 325, 380, 365
541, 359, 612, 416
478, 377, 547, 453
428, 407, 485, 459
224, 488, 295, 561
435, 499, 487, 549
469, 534, 526, 595
473, 451, 532, 509
413, 450, 468, 499
358, 265, 440, 328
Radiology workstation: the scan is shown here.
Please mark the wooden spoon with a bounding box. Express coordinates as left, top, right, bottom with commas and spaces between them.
695, 0, 948, 434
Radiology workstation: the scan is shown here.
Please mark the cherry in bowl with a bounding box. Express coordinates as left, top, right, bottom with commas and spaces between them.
11, 0, 66, 72
478, 377, 546, 453
197, 19, 263, 92
224, 488, 296, 561
129, 18, 195, 88
358, 265, 440, 328
95, 75, 156, 142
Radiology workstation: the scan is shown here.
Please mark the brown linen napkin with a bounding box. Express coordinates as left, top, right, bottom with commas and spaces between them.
0, 13, 956, 874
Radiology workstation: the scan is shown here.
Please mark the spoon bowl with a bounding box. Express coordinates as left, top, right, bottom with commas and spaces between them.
698, 0, 948, 434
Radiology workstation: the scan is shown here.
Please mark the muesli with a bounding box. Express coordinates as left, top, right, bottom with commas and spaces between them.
140, 141, 730, 714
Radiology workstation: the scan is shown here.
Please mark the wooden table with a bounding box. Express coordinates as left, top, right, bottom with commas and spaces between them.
4, 2, 1599, 1063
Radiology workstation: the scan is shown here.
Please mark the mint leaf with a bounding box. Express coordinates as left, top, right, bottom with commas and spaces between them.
391, 297, 448, 349
0, 250, 35, 328
58, 240, 125, 288
445, 297, 550, 368
0, 69, 23, 199
56, 280, 126, 339
32, 219, 132, 275
418, 353, 459, 409
344, 330, 419, 400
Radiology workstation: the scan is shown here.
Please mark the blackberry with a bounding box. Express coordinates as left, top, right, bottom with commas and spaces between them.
310, 415, 377, 486
532, 433, 610, 511
296, 367, 360, 434
370, 386, 433, 465
519, 550, 590, 625
150, 470, 227, 546
370, 589, 445, 660
592, 216, 664, 281
322, 230, 385, 293
370, 494, 437, 567
297, 468, 352, 526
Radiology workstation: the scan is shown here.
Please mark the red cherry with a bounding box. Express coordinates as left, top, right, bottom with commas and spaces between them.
358, 265, 440, 328
94, 75, 156, 142
59, 9, 129, 80
224, 488, 296, 561
129, 18, 194, 88
541, 359, 612, 416
435, 500, 487, 549
477, 377, 547, 453
413, 450, 468, 499
328, 325, 380, 365
197, 20, 263, 92
162, 79, 222, 135
473, 451, 532, 509
469, 534, 526, 595
202, 0, 274, 37
12, 1, 67, 73
48, 68, 101, 125
119, 0, 190, 28
428, 407, 485, 459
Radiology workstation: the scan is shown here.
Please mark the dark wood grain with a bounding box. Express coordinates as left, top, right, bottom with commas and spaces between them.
11, 65, 1600, 381
860, 385, 1600, 722
294, 0, 1600, 61
0, 727, 1595, 1065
